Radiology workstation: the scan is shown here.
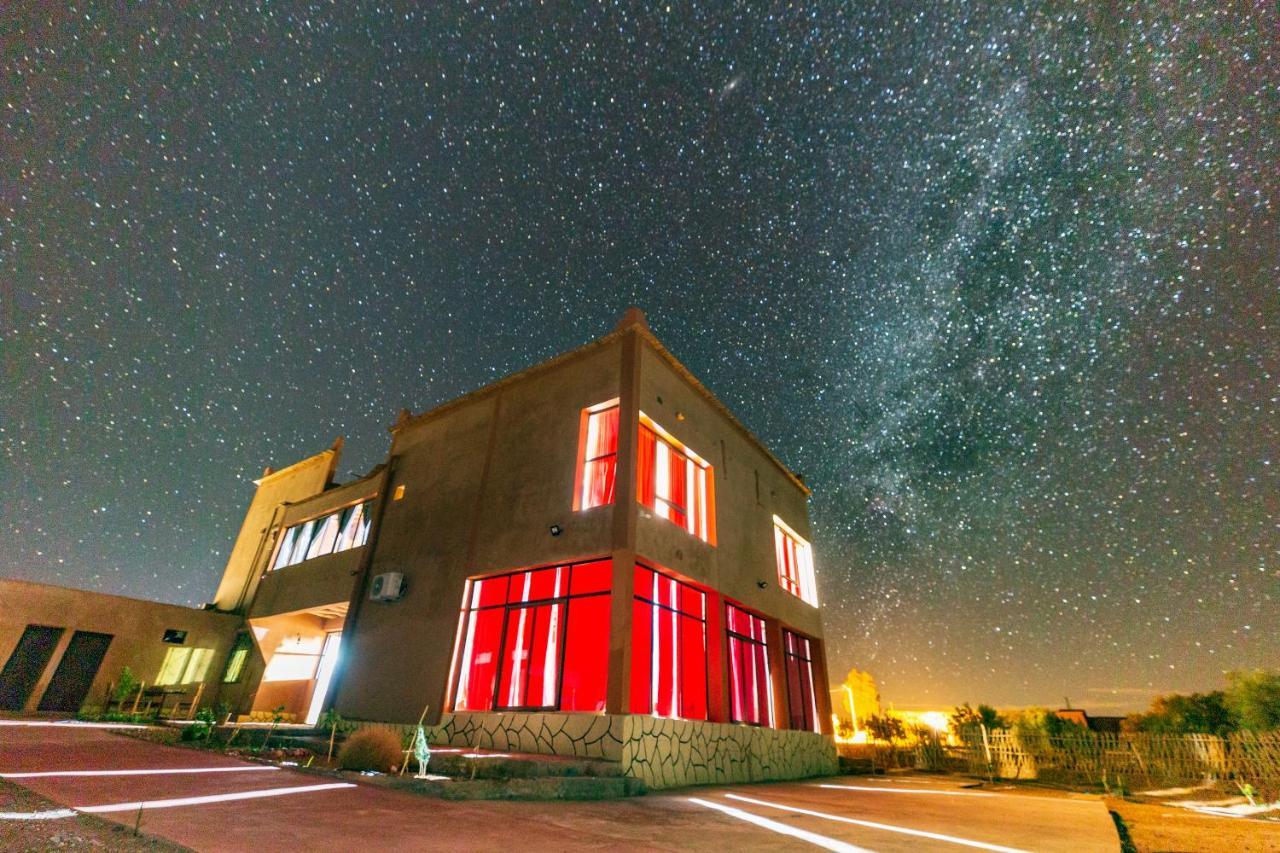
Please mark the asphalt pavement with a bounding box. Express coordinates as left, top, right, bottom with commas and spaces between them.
0, 720, 1119, 852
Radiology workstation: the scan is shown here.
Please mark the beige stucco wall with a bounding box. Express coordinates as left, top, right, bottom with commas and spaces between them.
211, 448, 340, 612
0, 579, 241, 714
634, 341, 824, 641
331, 339, 623, 725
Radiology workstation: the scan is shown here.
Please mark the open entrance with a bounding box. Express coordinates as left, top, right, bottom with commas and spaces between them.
247, 602, 346, 726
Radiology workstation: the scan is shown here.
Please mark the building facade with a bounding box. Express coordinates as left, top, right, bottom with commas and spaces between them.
2, 310, 835, 782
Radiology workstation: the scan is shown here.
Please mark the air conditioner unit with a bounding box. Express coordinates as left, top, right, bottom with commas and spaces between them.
370, 572, 405, 602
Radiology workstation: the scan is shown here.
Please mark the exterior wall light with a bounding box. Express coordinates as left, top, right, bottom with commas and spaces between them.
549, 524, 563, 536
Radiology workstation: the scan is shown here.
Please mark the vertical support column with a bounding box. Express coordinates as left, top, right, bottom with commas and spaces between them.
704, 591, 729, 722
606, 328, 643, 715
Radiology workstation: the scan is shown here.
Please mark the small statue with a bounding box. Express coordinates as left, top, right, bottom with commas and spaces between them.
413, 725, 431, 779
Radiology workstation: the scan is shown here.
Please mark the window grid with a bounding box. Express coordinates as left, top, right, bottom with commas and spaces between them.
783, 630, 820, 732
631, 564, 710, 720
271, 500, 373, 571
773, 518, 818, 607
453, 559, 611, 714
726, 603, 774, 727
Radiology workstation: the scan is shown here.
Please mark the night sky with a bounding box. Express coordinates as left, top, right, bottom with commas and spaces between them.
4, 4, 1276, 713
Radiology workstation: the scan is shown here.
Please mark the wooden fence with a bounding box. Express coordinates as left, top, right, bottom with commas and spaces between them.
956, 729, 1280, 799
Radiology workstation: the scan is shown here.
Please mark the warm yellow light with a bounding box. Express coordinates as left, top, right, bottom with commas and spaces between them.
918, 711, 950, 733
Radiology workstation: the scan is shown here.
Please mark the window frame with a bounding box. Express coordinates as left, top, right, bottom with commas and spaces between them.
268, 498, 374, 573
725, 602, 775, 727
773, 516, 818, 607
783, 629, 820, 732
451, 558, 612, 714
573, 400, 620, 512
630, 563, 711, 720
637, 413, 717, 545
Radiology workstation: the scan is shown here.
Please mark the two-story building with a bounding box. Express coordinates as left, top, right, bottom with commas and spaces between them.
2, 309, 836, 787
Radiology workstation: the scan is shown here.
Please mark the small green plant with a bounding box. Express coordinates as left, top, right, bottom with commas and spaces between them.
319, 709, 345, 763
1238, 782, 1258, 807
181, 707, 218, 742
112, 667, 140, 704
336, 727, 402, 773
258, 704, 287, 752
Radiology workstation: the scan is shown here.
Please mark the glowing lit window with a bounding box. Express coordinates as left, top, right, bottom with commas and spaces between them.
156, 648, 191, 686
271, 500, 373, 571
156, 647, 215, 686
222, 633, 253, 684
783, 630, 819, 732
637, 415, 715, 543
726, 604, 773, 727
262, 652, 321, 682
773, 517, 818, 607
574, 401, 619, 510
630, 565, 708, 720
453, 560, 611, 713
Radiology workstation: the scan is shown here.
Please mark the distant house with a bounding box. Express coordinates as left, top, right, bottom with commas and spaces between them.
1054, 708, 1123, 733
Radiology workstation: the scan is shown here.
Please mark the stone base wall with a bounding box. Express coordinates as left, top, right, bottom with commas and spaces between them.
425, 711, 627, 760
349, 712, 838, 789
621, 715, 838, 789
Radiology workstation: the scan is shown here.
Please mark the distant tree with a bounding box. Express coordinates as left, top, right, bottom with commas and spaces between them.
1224, 670, 1280, 733
1008, 707, 1086, 738
1130, 691, 1235, 736
865, 713, 906, 743
951, 703, 1005, 733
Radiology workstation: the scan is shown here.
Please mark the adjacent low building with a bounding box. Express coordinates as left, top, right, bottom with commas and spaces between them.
2, 309, 836, 786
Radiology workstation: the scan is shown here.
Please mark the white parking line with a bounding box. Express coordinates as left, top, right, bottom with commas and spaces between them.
0, 720, 148, 730
816, 784, 997, 797
76, 782, 356, 813
3, 766, 281, 779
689, 798, 877, 852
723, 793, 1033, 853
0, 808, 78, 820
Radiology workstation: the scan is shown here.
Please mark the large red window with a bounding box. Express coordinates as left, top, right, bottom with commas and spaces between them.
630, 565, 708, 720
637, 416, 715, 543
783, 630, 819, 732
773, 517, 818, 606
574, 403, 619, 510
453, 559, 611, 713
726, 604, 773, 727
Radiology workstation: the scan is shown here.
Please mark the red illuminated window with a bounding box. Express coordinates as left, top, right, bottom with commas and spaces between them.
783, 630, 819, 732
630, 565, 708, 720
453, 559, 611, 713
773, 517, 817, 606
574, 403, 619, 510
637, 416, 715, 543
726, 604, 773, 727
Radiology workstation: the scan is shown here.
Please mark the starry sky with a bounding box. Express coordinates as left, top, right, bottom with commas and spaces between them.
4, 3, 1276, 713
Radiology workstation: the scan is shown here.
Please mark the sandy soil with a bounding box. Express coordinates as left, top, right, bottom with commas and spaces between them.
0, 778, 188, 852
1107, 797, 1280, 853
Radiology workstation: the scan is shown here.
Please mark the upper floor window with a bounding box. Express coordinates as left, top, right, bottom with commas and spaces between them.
574, 401, 619, 511
638, 414, 715, 544
272, 500, 373, 571
773, 516, 817, 607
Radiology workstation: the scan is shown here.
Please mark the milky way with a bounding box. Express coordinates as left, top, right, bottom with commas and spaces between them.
4, 3, 1276, 711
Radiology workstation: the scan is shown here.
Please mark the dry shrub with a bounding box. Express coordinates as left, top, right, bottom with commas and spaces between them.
336, 727, 403, 772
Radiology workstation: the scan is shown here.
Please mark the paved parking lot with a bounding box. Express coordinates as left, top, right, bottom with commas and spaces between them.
0, 721, 1118, 852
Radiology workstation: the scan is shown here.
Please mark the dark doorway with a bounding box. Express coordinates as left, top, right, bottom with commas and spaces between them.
37, 631, 113, 713
0, 625, 65, 711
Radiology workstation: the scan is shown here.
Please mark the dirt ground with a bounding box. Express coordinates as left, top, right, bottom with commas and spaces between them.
1107, 797, 1280, 853
0, 777, 189, 852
